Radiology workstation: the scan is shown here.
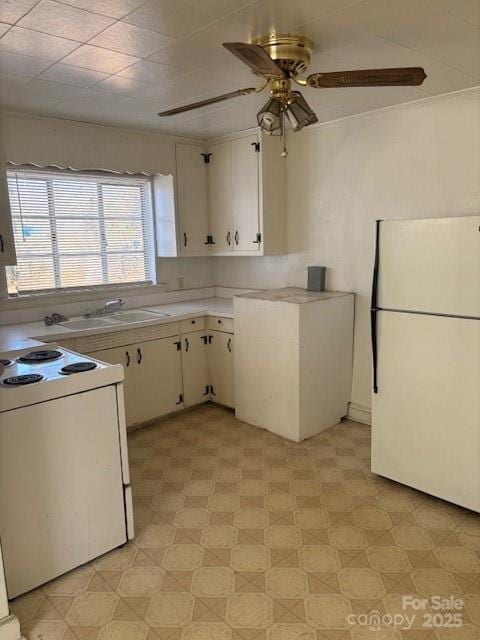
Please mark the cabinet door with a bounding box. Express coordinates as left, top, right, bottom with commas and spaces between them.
209, 331, 234, 408
135, 337, 183, 422
208, 141, 233, 253
231, 134, 260, 253
175, 143, 209, 255
182, 331, 209, 407
88, 346, 137, 426
0, 164, 16, 266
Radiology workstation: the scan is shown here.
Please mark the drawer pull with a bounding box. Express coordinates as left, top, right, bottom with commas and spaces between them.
185, 337, 189, 352
137, 348, 142, 364
125, 351, 130, 367
227, 338, 232, 352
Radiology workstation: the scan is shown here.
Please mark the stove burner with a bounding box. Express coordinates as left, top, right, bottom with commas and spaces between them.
60, 362, 98, 375
18, 350, 62, 364
2, 374, 44, 386
0, 359, 12, 367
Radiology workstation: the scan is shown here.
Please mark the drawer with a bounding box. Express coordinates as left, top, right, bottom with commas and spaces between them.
180, 317, 206, 333
207, 316, 234, 333
53, 338, 77, 351
77, 322, 180, 353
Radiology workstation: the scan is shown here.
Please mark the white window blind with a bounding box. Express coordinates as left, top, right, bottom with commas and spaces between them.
5, 167, 155, 295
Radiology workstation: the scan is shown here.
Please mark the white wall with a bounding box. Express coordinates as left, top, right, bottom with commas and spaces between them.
0, 112, 214, 299
214, 88, 480, 414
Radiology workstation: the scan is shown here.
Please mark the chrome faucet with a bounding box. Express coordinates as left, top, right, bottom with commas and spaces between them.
103, 298, 125, 314
84, 299, 125, 317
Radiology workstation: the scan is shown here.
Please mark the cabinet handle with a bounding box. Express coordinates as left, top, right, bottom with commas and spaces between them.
203, 385, 210, 396
174, 340, 181, 351
210, 385, 216, 396
137, 348, 142, 364
0, 234, 4, 253
176, 393, 183, 405
184, 337, 189, 352
234, 230, 239, 245
226, 231, 231, 246
253, 233, 262, 244
183, 232, 187, 247
125, 351, 130, 367
227, 338, 232, 352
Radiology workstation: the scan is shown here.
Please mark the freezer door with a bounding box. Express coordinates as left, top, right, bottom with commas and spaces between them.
377, 216, 480, 317
371, 311, 480, 511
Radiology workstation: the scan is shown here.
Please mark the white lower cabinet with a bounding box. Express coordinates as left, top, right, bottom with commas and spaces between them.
89, 336, 183, 426
208, 330, 234, 409
88, 345, 137, 425
86, 320, 235, 427
181, 331, 209, 407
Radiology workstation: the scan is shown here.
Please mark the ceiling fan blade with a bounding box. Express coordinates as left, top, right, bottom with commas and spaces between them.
158, 87, 256, 116
307, 67, 427, 88
223, 42, 285, 77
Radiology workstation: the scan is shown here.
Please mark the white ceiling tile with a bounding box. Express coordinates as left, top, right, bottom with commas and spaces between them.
435, 0, 480, 28
1, 0, 478, 136
92, 74, 155, 96
18, 0, 115, 42
61, 45, 140, 73
233, 0, 366, 39
90, 21, 176, 58
55, 0, 146, 20
0, 50, 52, 76
123, 0, 254, 38
17, 77, 81, 99
383, 12, 480, 78
0, 26, 80, 60
0, 71, 31, 86
117, 59, 183, 83
0, 0, 38, 24
61, 87, 129, 107
320, 0, 440, 41
38, 63, 109, 86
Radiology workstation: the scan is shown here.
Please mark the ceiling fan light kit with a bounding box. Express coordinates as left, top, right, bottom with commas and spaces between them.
158, 33, 427, 156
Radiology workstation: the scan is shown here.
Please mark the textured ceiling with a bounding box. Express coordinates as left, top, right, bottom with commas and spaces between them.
0, 0, 479, 138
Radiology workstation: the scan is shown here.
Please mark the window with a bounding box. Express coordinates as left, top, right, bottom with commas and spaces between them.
5, 167, 155, 295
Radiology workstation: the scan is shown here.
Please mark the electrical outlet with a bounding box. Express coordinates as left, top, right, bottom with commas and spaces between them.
177, 277, 184, 289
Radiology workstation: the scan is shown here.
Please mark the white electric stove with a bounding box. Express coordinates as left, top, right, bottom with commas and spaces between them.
0, 345, 134, 598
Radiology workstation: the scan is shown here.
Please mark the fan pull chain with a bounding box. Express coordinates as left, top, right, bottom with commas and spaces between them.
281, 110, 288, 158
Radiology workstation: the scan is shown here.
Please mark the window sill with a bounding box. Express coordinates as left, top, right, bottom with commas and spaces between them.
0, 281, 168, 311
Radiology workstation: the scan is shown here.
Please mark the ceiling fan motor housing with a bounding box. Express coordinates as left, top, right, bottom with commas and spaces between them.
254, 33, 314, 77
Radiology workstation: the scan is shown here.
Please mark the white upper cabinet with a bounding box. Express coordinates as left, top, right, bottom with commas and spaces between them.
208, 132, 286, 256
175, 143, 210, 256
208, 140, 233, 253
0, 164, 16, 266
159, 132, 286, 258
231, 134, 260, 253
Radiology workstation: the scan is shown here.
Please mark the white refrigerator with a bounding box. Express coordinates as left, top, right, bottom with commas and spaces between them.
371, 215, 480, 512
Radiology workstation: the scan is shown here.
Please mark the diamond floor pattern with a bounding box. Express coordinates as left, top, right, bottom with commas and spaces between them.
10, 403, 480, 639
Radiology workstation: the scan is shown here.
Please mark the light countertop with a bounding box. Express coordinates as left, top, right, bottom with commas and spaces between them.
0, 297, 233, 353
235, 287, 351, 304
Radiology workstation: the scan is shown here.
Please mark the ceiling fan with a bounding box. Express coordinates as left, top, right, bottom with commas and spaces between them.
158, 34, 427, 151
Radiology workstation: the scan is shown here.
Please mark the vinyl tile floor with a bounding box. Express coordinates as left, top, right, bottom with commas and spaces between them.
11, 403, 480, 640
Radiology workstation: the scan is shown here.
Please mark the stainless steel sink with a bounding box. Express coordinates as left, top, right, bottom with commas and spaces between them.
59, 317, 121, 331
109, 310, 169, 323
59, 309, 169, 330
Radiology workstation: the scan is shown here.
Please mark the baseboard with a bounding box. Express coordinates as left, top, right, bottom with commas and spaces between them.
347, 402, 371, 425
0, 615, 22, 640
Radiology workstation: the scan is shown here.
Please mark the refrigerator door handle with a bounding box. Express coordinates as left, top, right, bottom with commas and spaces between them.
371, 219, 381, 310
371, 220, 381, 393
371, 309, 379, 394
